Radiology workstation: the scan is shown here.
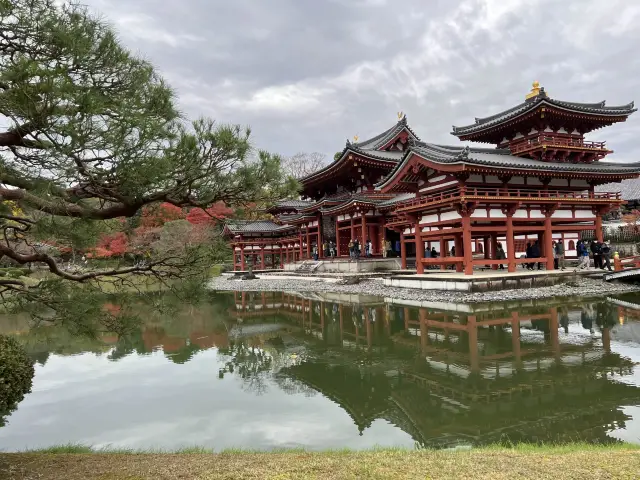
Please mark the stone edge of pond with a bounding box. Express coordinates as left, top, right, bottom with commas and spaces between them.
207, 276, 640, 304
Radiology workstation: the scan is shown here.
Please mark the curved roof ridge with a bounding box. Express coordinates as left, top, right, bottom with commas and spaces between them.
352, 115, 421, 150
452, 96, 636, 137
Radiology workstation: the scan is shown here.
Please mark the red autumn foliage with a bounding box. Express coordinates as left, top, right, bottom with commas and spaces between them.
140, 203, 184, 228
93, 231, 129, 258
186, 202, 233, 225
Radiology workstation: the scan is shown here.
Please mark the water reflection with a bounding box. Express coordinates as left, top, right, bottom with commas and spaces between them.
1, 290, 640, 450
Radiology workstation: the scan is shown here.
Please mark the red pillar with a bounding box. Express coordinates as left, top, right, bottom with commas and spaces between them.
467, 315, 479, 373
361, 213, 367, 251
414, 218, 424, 274
454, 234, 463, 273
462, 215, 473, 275
306, 226, 311, 259
240, 245, 246, 271
260, 247, 265, 270
299, 233, 303, 259
350, 216, 355, 242
595, 214, 604, 242
544, 215, 554, 270
336, 220, 341, 257
400, 232, 407, 269
506, 216, 516, 272
440, 237, 447, 271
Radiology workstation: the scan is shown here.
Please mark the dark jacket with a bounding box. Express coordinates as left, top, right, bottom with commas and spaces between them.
601, 243, 611, 257
496, 248, 506, 260
590, 241, 602, 255
555, 242, 565, 255
530, 243, 541, 258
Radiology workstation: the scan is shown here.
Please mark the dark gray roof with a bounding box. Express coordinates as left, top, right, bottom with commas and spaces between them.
452, 93, 636, 136
224, 220, 295, 235
376, 143, 640, 189
377, 192, 416, 207
352, 115, 420, 150
596, 178, 640, 200
273, 199, 313, 209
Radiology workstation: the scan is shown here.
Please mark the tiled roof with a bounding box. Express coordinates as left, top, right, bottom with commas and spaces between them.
224, 220, 295, 234
596, 178, 640, 200
376, 143, 640, 189
377, 192, 416, 207
352, 115, 420, 150
273, 199, 314, 209
452, 93, 636, 136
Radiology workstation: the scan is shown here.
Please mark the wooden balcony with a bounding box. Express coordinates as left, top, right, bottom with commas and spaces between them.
395, 187, 622, 213
510, 136, 610, 156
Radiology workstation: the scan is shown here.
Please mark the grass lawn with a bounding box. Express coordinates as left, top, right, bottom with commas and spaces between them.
1, 444, 639, 479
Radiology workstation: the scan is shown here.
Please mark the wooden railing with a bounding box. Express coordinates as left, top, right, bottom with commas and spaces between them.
510, 136, 607, 155
396, 187, 620, 212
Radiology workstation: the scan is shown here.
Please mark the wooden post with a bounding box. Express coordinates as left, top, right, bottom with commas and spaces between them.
306, 226, 311, 259
506, 216, 516, 272
462, 215, 473, 275
335, 219, 341, 257
440, 237, 447, 271
490, 234, 499, 271
240, 245, 246, 271
361, 212, 367, 254
299, 233, 303, 259
400, 233, 407, 269
595, 214, 604, 242
260, 247, 265, 270
414, 217, 424, 274
454, 234, 463, 273
350, 216, 355, 243
544, 215, 554, 270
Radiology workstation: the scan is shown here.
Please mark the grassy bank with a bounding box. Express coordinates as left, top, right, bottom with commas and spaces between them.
1, 444, 639, 479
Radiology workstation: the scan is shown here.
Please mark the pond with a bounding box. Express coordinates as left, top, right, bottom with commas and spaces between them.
1, 290, 640, 451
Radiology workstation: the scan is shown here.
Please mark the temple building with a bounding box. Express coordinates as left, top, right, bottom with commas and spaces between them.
224, 83, 639, 274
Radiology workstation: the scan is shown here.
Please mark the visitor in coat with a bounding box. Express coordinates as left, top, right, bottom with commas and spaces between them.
590, 240, 603, 269
424, 246, 431, 269
431, 247, 438, 258
365, 239, 372, 257
312, 244, 318, 261
552, 241, 558, 270
525, 242, 533, 270
575, 240, 590, 270
530, 240, 542, 270
348, 239, 355, 259
381, 238, 387, 258
354, 239, 361, 259
496, 244, 506, 270
555, 240, 566, 271
601, 240, 612, 271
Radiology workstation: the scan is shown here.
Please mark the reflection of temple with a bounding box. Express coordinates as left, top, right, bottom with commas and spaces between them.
231, 292, 640, 447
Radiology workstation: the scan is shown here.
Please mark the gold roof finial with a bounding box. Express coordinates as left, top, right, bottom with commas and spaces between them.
525, 81, 542, 100
397, 111, 404, 120
353, 135, 359, 142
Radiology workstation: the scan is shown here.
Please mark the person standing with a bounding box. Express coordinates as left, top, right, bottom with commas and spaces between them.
590, 240, 602, 269
601, 240, 612, 271
365, 239, 372, 257
431, 247, 438, 258
354, 239, 361, 259
312, 244, 318, 261
555, 240, 566, 271
552, 241, 558, 269
531, 240, 542, 270
424, 245, 431, 269
575, 240, 590, 270
496, 244, 506, 270
381, 238, 387, 258
525, 242, 533, 270
348, 239, 354, 259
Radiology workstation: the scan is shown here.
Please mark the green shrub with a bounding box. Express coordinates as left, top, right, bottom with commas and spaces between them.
0, 335, 35, 427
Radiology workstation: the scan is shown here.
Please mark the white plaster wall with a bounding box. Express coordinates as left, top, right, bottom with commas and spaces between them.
575, 210, 594, 218
527, 177, 543, 186
420, 214, 439, 224
571, 179, 589, 188
551, 210, 573, 218
471, 208, 488, 218
510, 177, 525, 185
489, 209, 506, 218
513, 209, 528, 218
550, 178, 569, 187
440, 210, 461, 221
529, 209, 544, 219
485, 175, 501, 183
469, 175, 483, 183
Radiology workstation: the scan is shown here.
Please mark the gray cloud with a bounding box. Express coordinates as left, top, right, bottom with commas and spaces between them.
85, 0, 640, 162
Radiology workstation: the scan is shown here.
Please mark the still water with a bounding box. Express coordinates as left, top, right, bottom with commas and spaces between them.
2, 290, 640, 451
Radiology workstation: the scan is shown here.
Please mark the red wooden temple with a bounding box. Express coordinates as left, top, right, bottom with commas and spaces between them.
224, 83, 639, 274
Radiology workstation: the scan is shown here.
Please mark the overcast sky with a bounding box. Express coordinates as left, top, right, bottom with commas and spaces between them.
84, 0, 640, 163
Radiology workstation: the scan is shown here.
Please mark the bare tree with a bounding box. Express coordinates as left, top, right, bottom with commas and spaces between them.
281, 152, 328, 179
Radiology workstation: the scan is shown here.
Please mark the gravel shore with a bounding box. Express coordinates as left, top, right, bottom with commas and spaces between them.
208, 275, 640, 304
